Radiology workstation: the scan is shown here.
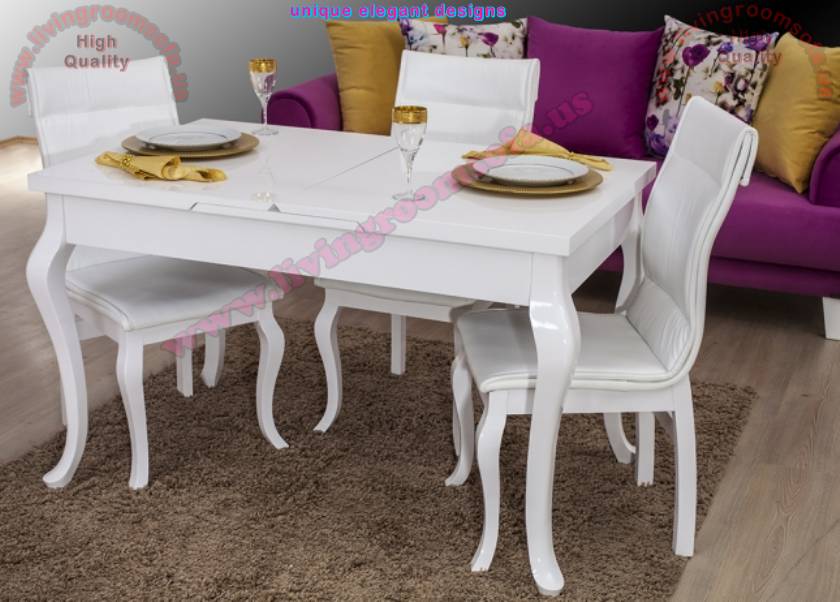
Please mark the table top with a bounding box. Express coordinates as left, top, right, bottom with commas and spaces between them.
28, 119, 396, 212
28, 119, 656, 256
286, 140, 655, 255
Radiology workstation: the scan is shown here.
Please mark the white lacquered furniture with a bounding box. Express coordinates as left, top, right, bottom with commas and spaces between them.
312, 51, 541, 436
26, 57, 290, 489
27, 117, 654, 595
451, 98, 759, 576
28, 56, 224, 400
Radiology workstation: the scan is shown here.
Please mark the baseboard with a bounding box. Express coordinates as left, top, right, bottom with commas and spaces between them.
0, 136, 37, 148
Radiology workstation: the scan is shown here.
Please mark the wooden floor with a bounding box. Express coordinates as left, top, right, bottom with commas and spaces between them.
2, 142, 838, 600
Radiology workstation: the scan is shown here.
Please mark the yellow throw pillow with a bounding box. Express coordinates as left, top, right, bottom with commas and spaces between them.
326, 19, 444, 135
753, 33, 840, 193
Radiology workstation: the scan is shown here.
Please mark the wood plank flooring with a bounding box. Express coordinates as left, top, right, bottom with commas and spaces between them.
2, 142, 838, 600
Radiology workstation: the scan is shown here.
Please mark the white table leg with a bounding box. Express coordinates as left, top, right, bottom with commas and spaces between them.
314, 293, 343, 433
25, 195, 88, 489
255, 307, 288, 449
526, 254, 580, 597
608, 192, 644, 464
616, 191, 643, 311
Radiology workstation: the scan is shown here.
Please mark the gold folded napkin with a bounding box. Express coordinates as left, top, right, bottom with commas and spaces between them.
95, 152, 227, 182
463, 129, 613, 172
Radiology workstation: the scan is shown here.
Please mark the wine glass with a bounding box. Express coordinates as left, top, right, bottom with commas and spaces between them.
391, 106, 428, 199
249, 58, 278, 136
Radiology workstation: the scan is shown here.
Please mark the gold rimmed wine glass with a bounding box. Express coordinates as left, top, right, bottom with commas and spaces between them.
392, 105, 428, 200
250, 58, 278, 136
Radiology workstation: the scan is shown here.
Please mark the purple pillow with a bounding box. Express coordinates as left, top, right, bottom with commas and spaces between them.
526, 17, 663, 159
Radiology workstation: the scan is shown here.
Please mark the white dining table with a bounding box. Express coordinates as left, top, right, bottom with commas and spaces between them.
26, 119, 656, 596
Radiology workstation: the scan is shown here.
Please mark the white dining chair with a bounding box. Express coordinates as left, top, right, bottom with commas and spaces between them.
450, 97, 758, 571
312, 51, 541, 440
27, 57, 288, 489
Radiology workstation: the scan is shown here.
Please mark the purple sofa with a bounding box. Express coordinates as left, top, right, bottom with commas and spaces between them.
267, 72, 840, 340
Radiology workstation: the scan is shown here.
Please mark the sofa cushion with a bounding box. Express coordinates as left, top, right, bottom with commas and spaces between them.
637, 161, 840, 273
711, 171, 840, 273
325, 19, 444, 135
809, 126, 840, 208
400, 18, 527, 58
526, 17, 662, 159
266, 73, 341, 131
753, 34, 840, 194
645, 16, 777, 156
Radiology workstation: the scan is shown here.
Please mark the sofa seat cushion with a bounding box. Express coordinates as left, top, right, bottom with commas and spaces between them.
710, 171, 840, 273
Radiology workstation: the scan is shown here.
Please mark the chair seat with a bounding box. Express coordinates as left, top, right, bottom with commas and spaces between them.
67, 256, 269, 331
315, 278, 473, 308
457, 309, 667, 393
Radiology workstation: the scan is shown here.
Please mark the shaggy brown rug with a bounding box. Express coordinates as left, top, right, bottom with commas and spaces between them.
0, 319, 755, 600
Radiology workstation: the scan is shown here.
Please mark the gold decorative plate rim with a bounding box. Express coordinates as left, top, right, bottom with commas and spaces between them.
453, 163, 603, 197
121, 133, 259, 159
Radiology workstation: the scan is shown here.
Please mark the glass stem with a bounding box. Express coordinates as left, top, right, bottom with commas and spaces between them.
405, 160, 413, 193
260, 95, 269, 127
402, 149, 417, 195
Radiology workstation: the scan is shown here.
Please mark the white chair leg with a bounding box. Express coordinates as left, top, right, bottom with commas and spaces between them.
451, 328, 465, 458
603, 413, 634, 464
390, 314, 407, 375
59, 385, 66, 427
471, 391, 507, 572
175, 335, 193, 398
116, 333, 149, 490
635, 412, 655, 486
672, 379, 697, 557
201, 329, 225, 388
314, 296, 343, 433
446, 350, 474, 486
824, 298, 840, 340
254, 308, 288, 449
451, 398, 461, 458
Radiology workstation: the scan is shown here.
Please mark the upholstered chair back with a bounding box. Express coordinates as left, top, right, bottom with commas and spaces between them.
393, 51, 540, 146
625, 97, 757, 380
28, 56, 178, 270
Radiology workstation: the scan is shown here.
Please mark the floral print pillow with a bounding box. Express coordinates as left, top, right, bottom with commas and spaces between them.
645, 15, 778, 155
399, 19, 527, 59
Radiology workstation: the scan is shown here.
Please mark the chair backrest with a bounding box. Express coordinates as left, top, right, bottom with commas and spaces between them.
624, 97, 758, 381
27, 56, 178, 270
393, 51, 540, 146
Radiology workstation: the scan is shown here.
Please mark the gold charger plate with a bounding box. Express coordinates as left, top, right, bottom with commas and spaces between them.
122, 133, 259, 159
453, 163, 603, 197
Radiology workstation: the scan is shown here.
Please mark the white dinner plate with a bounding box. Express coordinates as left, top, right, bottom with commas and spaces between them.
473, 155, 589, 187
135, 125, 242, 151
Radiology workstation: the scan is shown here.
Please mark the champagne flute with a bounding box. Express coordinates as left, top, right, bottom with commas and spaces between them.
249, 58, 278, 136
391, 105, 428, 200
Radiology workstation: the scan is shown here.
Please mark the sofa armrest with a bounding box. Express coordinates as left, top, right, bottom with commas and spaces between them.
266, 73, 341, 131
809, 126, 840, 208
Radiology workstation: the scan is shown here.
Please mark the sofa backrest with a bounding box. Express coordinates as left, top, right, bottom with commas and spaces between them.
625, 97, 758, 381
393, 51, 540, 146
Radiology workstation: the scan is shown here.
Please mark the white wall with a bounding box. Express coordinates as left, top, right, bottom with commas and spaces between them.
0, 0, 370, 139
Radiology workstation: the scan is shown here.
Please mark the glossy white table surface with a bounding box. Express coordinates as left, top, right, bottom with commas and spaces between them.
27, 120, 656, 596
